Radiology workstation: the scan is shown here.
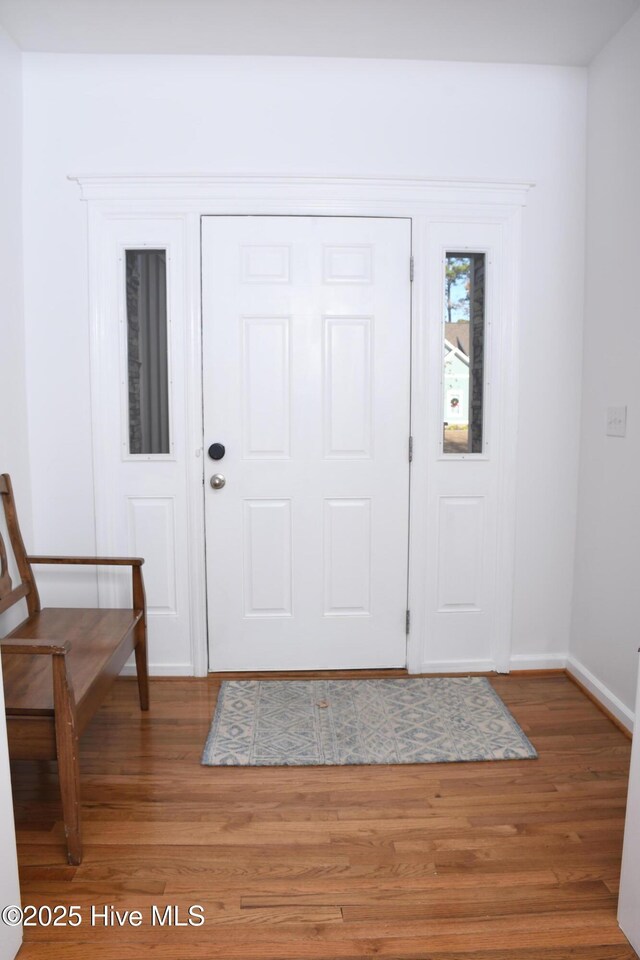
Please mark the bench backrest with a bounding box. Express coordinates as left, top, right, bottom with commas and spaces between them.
0, 474, 40, 617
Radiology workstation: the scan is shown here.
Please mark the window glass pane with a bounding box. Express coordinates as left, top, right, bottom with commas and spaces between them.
443, 252, 485, 454
126, 249, 170, 455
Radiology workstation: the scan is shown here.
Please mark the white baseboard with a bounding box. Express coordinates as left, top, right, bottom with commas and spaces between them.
416, 659, 496, 674
566, 655, 634, 732
509, 653, 568, 671
120, 663, 195, 678
417, 655, 568, 674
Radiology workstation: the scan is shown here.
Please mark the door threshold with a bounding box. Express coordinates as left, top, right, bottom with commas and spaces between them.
208, 667, 410, 681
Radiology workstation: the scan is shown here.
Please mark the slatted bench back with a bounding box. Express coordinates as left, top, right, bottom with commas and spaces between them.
0, 474, 40, 617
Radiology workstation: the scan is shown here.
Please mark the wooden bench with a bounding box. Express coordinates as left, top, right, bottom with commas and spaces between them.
0, 473, 149, 864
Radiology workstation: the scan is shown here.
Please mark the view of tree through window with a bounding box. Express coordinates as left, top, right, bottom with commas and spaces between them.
443, 253, 485, 454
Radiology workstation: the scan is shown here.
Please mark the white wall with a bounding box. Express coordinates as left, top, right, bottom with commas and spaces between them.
0, 34, 31, 537
569, 9, 640, 721
0, 24, 25, 960
21, 54, 587, 670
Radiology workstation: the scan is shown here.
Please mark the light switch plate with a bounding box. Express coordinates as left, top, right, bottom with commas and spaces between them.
606, 406, 627, 438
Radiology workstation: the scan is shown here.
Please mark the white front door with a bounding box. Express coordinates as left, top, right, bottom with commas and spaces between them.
202, 216, 411, 671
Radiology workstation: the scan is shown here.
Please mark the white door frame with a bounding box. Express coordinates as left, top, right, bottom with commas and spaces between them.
75, 174, 530, 677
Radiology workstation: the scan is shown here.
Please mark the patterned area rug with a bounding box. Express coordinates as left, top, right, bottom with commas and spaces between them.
201, 677, 537, 766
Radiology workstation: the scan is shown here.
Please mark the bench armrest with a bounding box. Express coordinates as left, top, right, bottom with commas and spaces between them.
27, 556, 144, 567
0, 637, 70, 656
25, 557, 146, 621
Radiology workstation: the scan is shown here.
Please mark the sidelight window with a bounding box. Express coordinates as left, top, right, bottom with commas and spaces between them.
443, 252, 486, 455
125, 249, 170, 456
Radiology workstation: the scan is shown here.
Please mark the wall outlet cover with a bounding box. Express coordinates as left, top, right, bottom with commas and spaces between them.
606, 406, 627, 438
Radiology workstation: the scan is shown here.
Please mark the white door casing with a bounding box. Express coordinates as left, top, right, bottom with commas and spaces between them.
202, 216, 412, 671
79, 175, 528, 677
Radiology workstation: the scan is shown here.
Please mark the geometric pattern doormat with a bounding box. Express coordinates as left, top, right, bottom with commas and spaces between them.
201, 677, 537, 766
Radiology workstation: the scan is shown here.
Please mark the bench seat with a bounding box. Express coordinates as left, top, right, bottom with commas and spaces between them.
0, 472, 149, 864
3, 608, 142, 719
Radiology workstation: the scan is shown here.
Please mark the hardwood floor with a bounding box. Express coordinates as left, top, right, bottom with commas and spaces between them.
9, 673, 636, 959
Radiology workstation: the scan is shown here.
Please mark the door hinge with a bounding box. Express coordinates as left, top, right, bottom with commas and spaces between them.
405, 610, 411, 634
409, 435, 414, 462
410, 256, 414, 282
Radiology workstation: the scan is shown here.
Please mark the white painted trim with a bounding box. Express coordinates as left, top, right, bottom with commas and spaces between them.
87, 202, 116, 612
509, 653, 568, 671
419, 659, 496, 673
406, 219, 428, 675
566, 655, 634, 732
491, 209, 523, 673
78, 174, 531, 677
184, 213, 208, 677
70, 174, 533, 207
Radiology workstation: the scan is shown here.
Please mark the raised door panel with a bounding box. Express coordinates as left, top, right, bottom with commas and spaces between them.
242, 500, 293, 618
242, 318, 291, 459
127, 497, 177, 615
437, 497, 484, 612
323, 499, 372, 616
323, 318, 373, 459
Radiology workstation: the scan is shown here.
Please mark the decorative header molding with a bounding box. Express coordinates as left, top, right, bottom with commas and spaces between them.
69, 173, 534, 207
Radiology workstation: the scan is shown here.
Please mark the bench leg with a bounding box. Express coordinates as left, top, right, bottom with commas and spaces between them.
134, 618, 150, 712
52, 656, 82, 865
133, 565, 150, 711
57, 736, 82, 865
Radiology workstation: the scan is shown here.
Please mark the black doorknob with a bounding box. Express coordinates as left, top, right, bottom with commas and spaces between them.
208, 443, 226, 461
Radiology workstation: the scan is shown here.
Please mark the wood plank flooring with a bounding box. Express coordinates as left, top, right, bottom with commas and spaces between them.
8, 673, 637, 959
